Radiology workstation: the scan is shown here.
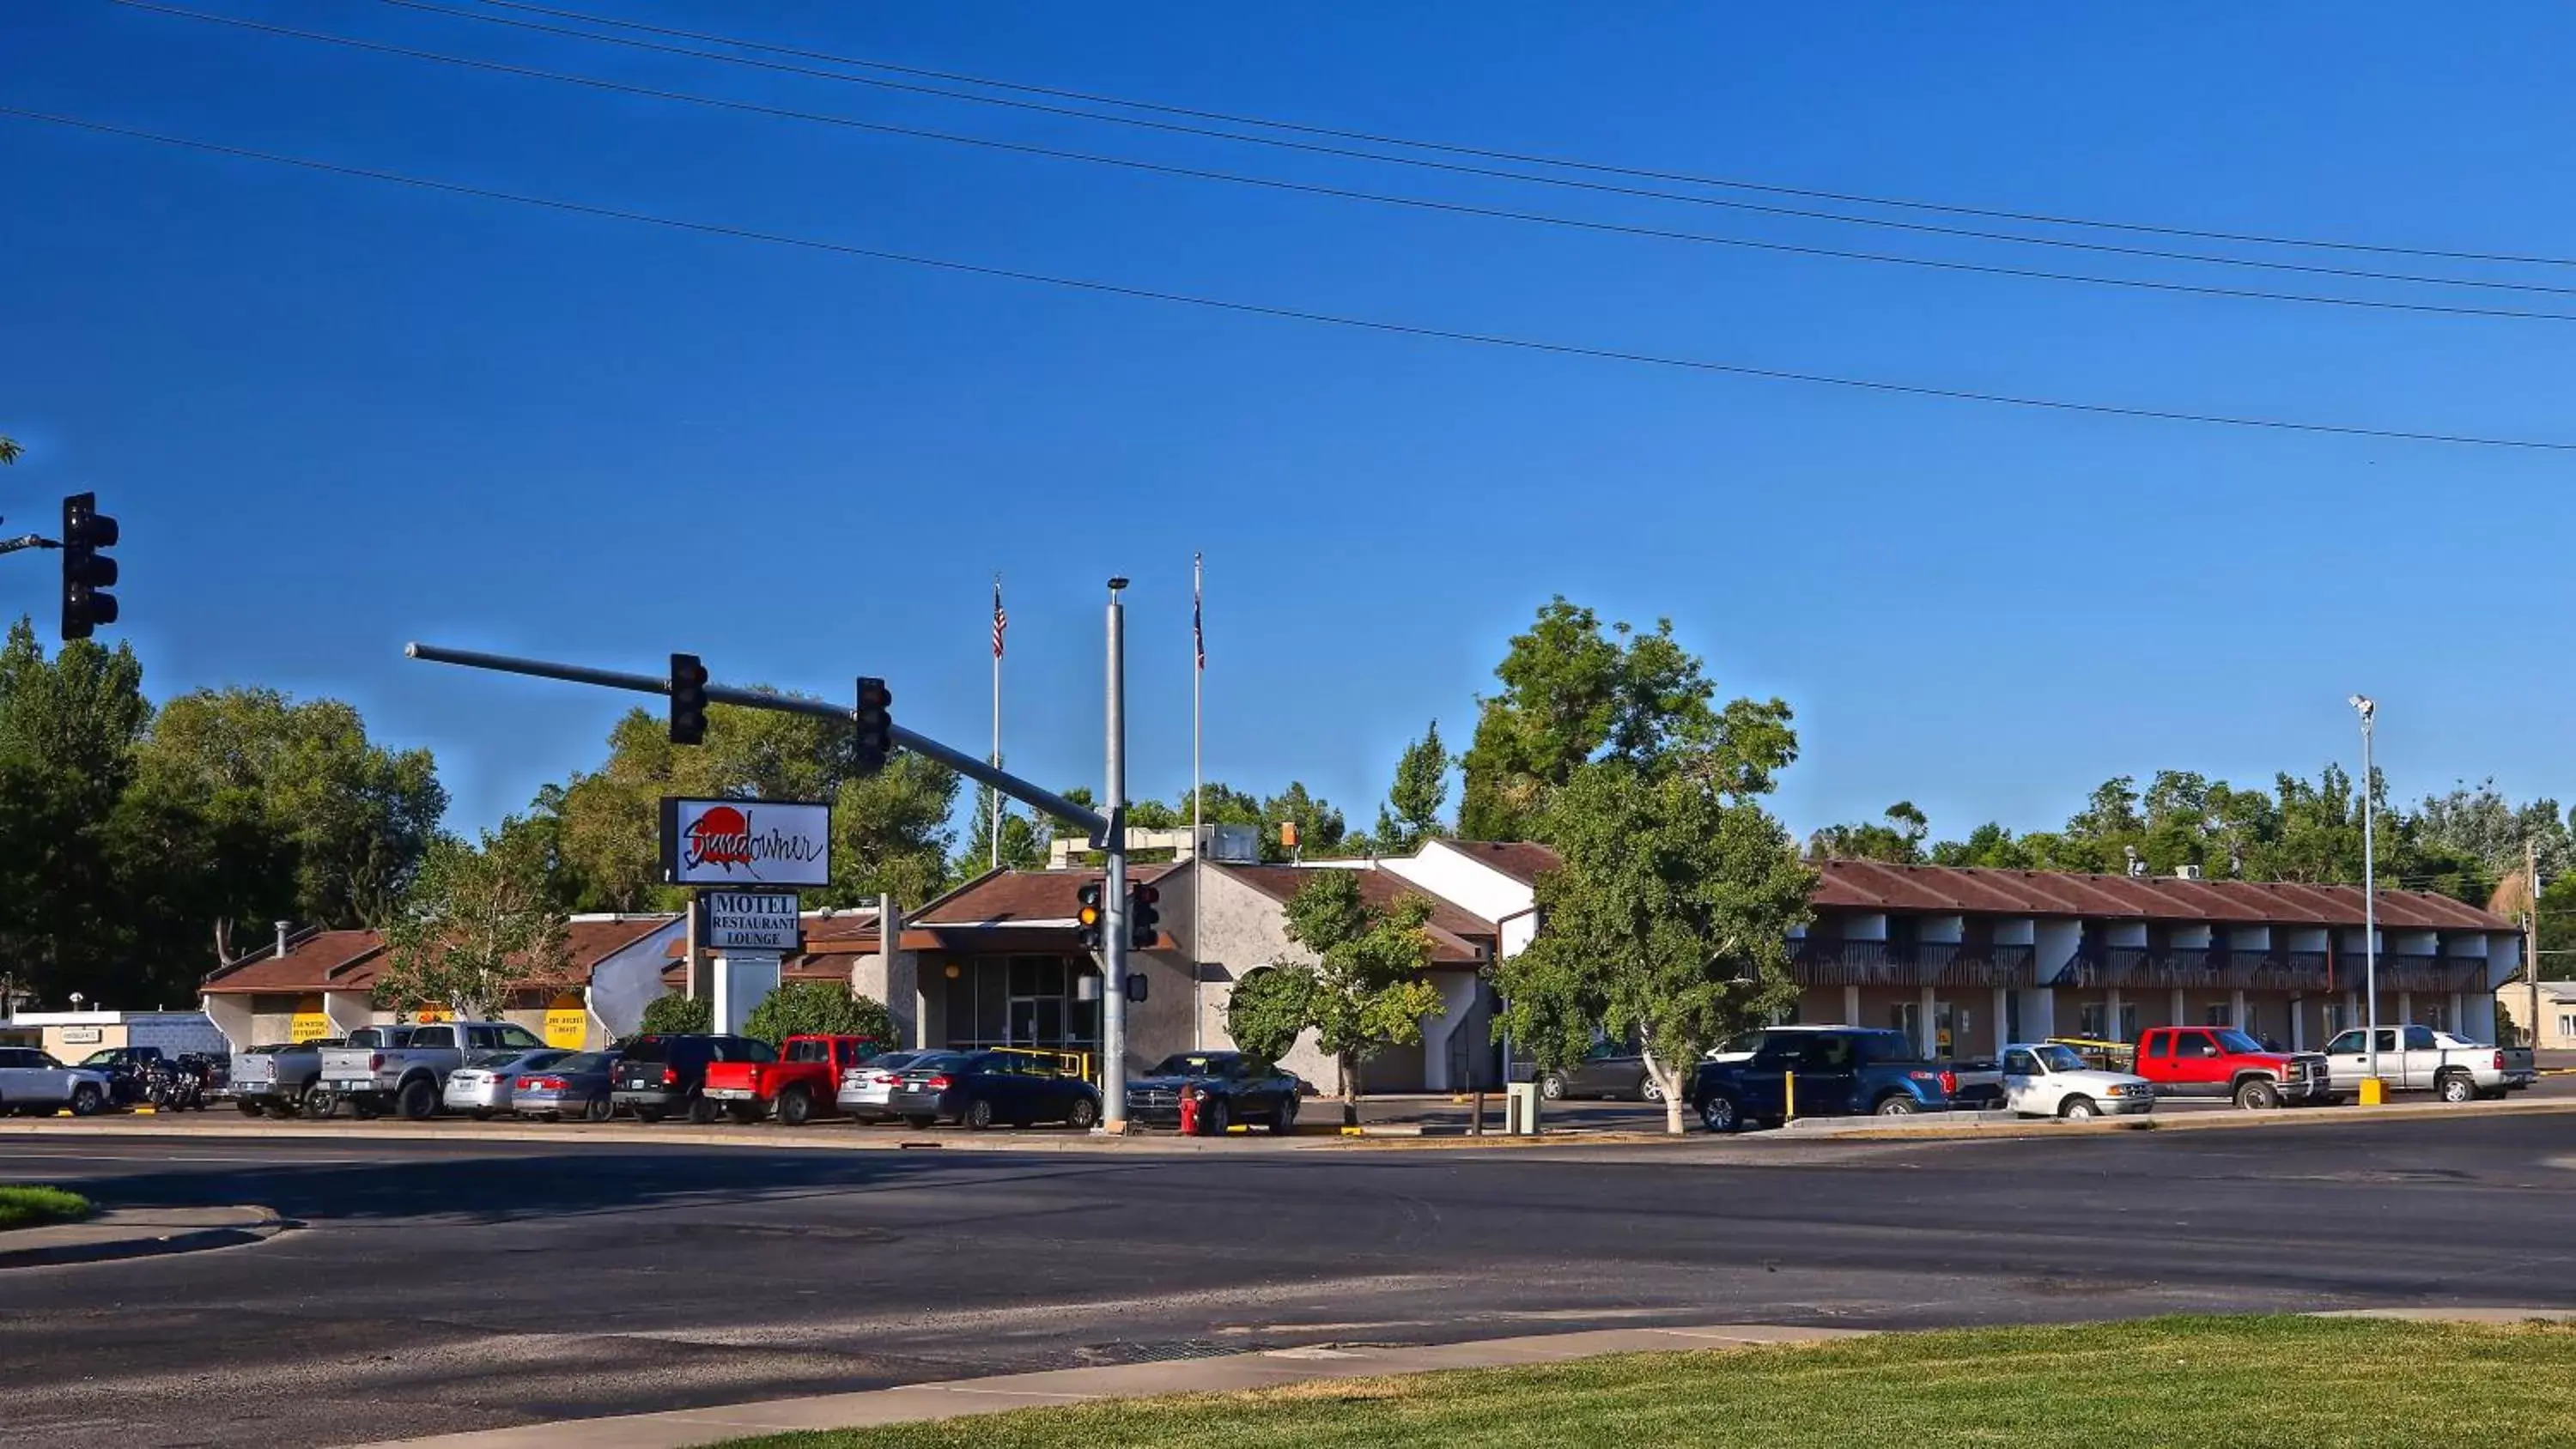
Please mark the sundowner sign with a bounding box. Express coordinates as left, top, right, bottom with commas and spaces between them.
659, 797, 832, 888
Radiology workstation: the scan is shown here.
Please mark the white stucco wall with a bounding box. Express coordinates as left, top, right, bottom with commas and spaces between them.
585, 919, 689, 1040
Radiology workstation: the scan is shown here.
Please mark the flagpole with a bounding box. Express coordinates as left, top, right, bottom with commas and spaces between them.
1192, 552, 1204, 1050
990, 573, 1003, 872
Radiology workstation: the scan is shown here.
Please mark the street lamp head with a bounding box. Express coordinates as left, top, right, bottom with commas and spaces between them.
1106, 576, 1129, 595
2347, 694, 2375, 723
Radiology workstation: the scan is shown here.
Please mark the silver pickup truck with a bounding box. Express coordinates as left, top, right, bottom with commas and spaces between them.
318, 1021, 550, 1120
2324, 1025, 2537, 1101
230, 1040, 342, 1118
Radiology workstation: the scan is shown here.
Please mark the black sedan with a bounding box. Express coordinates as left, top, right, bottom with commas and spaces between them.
884, 1051, 1101, 1131
1128, 1051, 1301, 1133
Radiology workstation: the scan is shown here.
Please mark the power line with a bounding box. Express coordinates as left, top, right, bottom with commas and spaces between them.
422, 0, 2576, 271
115, 1, 2576, 326
11, 104, 2574, 454
359, 0, 2576, 288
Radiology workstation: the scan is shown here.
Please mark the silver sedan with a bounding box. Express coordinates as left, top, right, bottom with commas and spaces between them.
835, 1050, 930, 1124
442, 1050, 573, 1119
511, 1051, 623, 1123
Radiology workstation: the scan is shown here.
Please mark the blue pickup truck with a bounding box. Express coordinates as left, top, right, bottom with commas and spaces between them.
1690, 1027, 1959, 1132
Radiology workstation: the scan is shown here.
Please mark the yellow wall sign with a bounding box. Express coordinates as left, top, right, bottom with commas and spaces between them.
289, 1013, 331, 1043
544, 1009, 589, 1050
410, 1006, 451, 1024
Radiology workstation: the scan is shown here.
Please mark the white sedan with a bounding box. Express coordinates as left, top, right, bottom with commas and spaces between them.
1997, 1042, 2156, 1120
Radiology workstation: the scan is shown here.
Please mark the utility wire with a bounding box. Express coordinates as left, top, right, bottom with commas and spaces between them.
356, 0, 2576, 290
111, 1, 2576, 326
9, 105, 2573, 453
427, 0, 2576, 271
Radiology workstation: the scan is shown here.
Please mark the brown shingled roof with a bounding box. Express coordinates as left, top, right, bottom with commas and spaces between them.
1431, 840, 1562, 885
203, 915, 682, 995
914, 865, 1180, 928
1814, 860, 2514, 931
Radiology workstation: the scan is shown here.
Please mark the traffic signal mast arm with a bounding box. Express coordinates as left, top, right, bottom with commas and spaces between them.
404, 641, 1110, 838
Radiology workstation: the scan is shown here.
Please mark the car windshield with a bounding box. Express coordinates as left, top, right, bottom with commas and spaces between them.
1148, 1053, 1238, 1077
2212, 1029, 2267, 1054
2034, 1045, 2087, 1073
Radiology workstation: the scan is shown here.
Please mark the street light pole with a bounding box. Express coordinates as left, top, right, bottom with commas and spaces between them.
2349, 694, 2379, 1091
1100, 578, 1131, 1133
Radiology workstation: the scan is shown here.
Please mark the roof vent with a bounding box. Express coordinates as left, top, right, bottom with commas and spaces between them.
275, 919, 293, 958
2175, 864, 2204, 881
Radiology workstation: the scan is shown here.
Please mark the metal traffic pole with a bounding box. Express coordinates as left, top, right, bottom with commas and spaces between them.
1099, 578, 1132, 1134
2350, 694, 2380, 1099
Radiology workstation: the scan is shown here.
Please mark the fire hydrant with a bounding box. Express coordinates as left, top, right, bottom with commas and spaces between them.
1178, 1088, 1202, 1137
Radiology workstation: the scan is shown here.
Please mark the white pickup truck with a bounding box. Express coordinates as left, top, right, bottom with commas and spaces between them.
2324, 1025, 2535, 1102
1986, 1041, 2159, 1120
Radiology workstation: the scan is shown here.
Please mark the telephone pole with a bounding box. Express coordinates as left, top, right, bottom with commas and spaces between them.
2530, 835, 2543, 1048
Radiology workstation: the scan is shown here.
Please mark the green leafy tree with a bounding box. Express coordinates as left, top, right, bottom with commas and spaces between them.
742, 979, 896, 1047
1364, 720, 1451, 857
1260, 781, 1346, 861
826, 753, 959, 908
959, 782, 1048, 876
639, 992, 713, 1036
1262, 870, 1443, 1105
372, 818, 574, 1021
0, 621, 153, 1005
1222, 967, 1315, 1064
1807, 801, 1928, 864
0, 435, 21, 466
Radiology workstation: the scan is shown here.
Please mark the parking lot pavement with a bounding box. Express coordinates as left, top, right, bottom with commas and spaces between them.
9, 1113, 2576, 1449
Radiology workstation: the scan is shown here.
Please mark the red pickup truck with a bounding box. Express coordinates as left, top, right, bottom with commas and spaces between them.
700, 1034, 885, 1125
2128, 1026, 2331, 1109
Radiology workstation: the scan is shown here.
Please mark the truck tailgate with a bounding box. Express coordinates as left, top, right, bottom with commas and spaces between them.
700, 1061, 764, 1097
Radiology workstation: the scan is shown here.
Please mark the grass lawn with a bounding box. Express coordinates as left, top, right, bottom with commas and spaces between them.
723, 1315, 2576, 1449
0, 1185, 93, 1231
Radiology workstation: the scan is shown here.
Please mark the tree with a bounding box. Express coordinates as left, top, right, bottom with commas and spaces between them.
825, 753, 959, 908
639, 992, 713, 1036
1365, 720, 1451, 857
0, 621, 154, 1006
1261, 870, 1443, 1108
1458, 598, 1741, 841
0, 435, 20, 466
1223, 967, 1314, 1064
742, 979, 896, 1047
958, 783, 1048, 876
1807, 801, 1928, 864
373, 818, 574, 1021
1260, 781, 1346, 861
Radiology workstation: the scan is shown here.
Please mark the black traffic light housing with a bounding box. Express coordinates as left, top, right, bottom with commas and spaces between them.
1128, 882, 1160, 950
854, 676, 893, 775
668, 652, 709, 745
1074, 882, 1104, 951
58, 492, 118, 642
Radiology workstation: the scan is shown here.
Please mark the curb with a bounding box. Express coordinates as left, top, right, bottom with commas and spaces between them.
0, 1205, 291, 1270
1814, 1095, 2576, 1143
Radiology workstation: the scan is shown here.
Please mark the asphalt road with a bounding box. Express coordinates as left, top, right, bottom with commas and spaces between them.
8, 1117, 2576, 1448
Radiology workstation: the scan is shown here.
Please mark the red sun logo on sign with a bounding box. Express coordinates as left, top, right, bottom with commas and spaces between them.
683, 805, 754, 871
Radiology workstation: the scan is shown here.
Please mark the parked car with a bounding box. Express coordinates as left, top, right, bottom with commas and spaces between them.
1128, 1051, 1302, 1133
230, 1040, 342, 1119
703, 1034, 886, 1125
2323, 1026, 2531, 1102
2129, 1026, 2330, 1109
836, 1050, 932, 1124
443, 1049, 575, 1119
0, 1046, 112, 1116
1991, 1041, 2156, 1119
1690, 1027, 1959, 1133
319, 1021, 550, 1121
1536, 1040, 1662, 1101
884, 1050, 1103, 1131
611, 1034, 775, 1124
511, 1051, 623, 1122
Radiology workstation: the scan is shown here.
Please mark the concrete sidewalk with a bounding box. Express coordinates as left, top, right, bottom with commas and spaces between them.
353, 1322, 1863, 1449
0, 1204, 288, 1270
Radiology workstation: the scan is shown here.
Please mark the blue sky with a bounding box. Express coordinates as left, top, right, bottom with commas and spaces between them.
7, 2, 2573, 847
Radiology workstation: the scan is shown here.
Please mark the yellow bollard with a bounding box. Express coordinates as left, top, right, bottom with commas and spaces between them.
1784, 1070, 1797, 1123
2358, 1078, 2385, 1106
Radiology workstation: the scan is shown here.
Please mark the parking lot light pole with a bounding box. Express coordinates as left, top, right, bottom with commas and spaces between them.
2349, 694, 2379, 1091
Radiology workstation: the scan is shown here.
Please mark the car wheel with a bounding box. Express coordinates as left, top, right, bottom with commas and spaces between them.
303, 1088, 337, 1120
1201, 1097, 1230, 1135
1640, 1076, 1666, 1103
686, 1093, 720, 1126
777, 1087, 813, 1127
1874, 1094, 1919, 1117
2059, 1095, 2098, 1121
584, 1094, 613, 1124
2234, 1077, 2281, 1111
237, 1100, 264, 1117
397, 1079, 440, 1121
964, 1098, 996, 1131
1268, 1097, 1296, 1135
1067, 1097, 1100, 1131
1698, 1094, 1743, 1134
634, 1106, 665, 1124
2438, 1072, 2476, 1105
1539, 1073, 1567, 1101
70, 1083, 105, 1118
905, 1113, 938, 1131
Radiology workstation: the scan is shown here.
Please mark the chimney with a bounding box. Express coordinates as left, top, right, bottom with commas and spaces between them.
275, 920, 293, 959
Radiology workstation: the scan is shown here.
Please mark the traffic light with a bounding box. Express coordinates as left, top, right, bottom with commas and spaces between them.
1075, 882, 1104, 951
58, 492, 118, 642
668, 652, 709, 745
854, 676, 892, 775
1129, 882, 1160, 950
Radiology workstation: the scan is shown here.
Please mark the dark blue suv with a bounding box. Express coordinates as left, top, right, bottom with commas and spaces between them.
884, 1051, 1103, 1131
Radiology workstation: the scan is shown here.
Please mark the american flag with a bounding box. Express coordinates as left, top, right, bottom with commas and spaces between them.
992, 579, 1007, 659
1193, 556, 1205, 671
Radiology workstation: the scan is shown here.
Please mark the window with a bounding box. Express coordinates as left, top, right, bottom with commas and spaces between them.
2003, 1048, 2039, 1075
2144, 1031, 2172, 1060
2179, 1032, 2223, 1059
787, 1039, 832, 1064
2323, 1003, 2348, 1035
2327, 1030, 2365, 1055
2560, 1013, 2576, 1039
2403, 1026, 2438, 1052
2080, 1004, 2109, 1041
2204, 1004, 2233, 1028
495, 1024, 545, 1051
410, 1027, 455, 1050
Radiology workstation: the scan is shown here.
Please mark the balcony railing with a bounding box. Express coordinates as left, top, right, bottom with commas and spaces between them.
2374, 953, 2488, 994
2058, 948, 2472, 992
1789, 941, 2037, 989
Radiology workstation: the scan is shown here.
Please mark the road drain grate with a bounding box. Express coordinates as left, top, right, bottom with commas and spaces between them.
1075, 1338, 1265, 1366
